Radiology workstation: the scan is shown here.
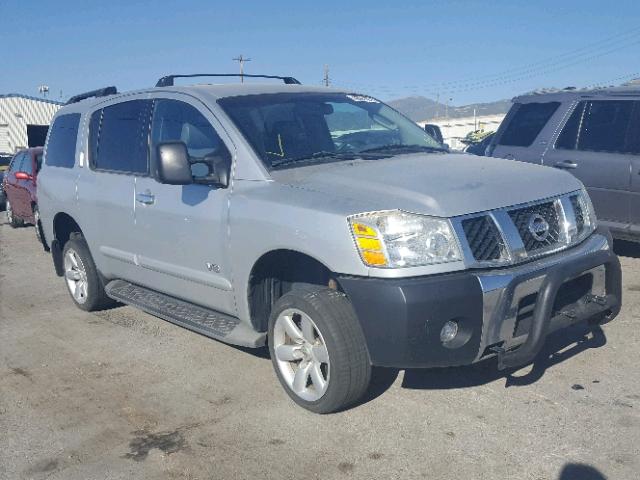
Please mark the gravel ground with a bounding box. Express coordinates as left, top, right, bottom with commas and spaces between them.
1, 214, 639, 480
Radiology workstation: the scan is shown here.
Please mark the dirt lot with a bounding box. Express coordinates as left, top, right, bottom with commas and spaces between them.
1, 215, 639, 480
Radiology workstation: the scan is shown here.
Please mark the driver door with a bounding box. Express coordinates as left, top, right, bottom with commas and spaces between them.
133, 95, 236, 315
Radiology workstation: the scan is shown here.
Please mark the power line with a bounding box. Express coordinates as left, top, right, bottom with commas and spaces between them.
333, 36, 640, 98
332, 27, 640, 96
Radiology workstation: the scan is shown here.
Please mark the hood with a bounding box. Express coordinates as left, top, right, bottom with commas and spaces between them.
269, 153, 582, 218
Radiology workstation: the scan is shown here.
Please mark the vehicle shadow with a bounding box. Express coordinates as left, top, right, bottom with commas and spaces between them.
613, 239, 640, 259
558, 463, 606, 480
401, 322, 606, 391
230, 321, 607, 408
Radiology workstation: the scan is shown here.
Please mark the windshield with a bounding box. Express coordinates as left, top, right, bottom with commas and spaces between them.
218, 92, 445, 168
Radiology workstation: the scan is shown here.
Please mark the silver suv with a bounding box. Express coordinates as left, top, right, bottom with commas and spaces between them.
488, 85, 640, 242
38, 74, 622, 413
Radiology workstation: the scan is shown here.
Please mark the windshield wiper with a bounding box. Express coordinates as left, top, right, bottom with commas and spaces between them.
359, 144, 447, 154
271, 151, 360, 168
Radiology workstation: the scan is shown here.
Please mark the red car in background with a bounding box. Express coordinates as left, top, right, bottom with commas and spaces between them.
2, 147, 45, 244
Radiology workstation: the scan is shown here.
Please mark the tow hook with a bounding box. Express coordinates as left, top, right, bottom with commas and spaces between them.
560, 309, 577, 319
586, 294, 607, 306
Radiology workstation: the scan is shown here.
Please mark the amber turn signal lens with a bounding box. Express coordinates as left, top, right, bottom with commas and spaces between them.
352, 222, 377, 237
362, 250, 387, 266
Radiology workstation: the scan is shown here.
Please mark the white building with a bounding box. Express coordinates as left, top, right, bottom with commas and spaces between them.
0, 94, 62, 154
417, 113, 506, 151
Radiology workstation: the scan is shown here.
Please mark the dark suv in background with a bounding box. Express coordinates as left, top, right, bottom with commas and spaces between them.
487, 85, 640, 242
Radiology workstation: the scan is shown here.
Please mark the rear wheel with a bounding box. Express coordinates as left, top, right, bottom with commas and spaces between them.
62, 235, 116, 311
268, 286, 371, 413
6, 200, 23, 228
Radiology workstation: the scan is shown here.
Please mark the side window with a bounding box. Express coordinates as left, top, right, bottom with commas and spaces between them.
45, 114, 81, 168
498, 102, 560, 147
21, 154, 34, 175
8, 153, 24, 173
151, 99, 230, 179
556, 102, 586, 150
576, 100, 634, 154
90, 100, 151, 174
626, 101, 640, 155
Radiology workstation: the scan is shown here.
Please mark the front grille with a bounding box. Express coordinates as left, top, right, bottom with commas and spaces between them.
462, 216, 506, 261
456, 192, 590, 267
509, 201, 562, 253
570, 195, 585, 234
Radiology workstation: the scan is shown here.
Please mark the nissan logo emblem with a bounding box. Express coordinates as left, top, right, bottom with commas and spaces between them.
528, 214, 550, 242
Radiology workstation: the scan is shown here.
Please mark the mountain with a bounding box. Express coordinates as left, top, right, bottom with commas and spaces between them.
388, 95, 512, 122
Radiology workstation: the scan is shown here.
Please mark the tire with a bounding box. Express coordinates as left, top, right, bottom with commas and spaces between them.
62, 235, 116, 311
6, 200, 24, 228
33, 204, 45, 247
268, 285, 371, 414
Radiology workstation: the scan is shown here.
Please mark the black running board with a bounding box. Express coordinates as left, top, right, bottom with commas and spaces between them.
105, 279, 265, 348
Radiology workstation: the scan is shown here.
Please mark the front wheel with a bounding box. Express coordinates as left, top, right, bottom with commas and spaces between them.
268, 286, 371, 414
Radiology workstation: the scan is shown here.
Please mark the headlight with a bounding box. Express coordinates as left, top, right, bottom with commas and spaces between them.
349, 210, 461, 268
575, 186, 597, 240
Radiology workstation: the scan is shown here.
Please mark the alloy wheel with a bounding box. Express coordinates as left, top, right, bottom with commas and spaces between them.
6, 200, 12, 224
273, 308, 330, 401
64, 248, 88, 304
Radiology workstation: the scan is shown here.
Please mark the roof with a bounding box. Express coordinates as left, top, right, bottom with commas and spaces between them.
512, 84, 640, 103
165, 83, 348, 99
0, 93, 63, 106
63, 83, 351, 110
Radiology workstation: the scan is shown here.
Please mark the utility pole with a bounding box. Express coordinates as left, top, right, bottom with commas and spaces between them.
232, 55, 252, 83
38, 84, 49, 98
323, 64, 330, 87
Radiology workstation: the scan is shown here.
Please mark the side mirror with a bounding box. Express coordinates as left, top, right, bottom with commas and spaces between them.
193, 154, 231, 188
424, 124, 444, 144
157, 142, 193, 185
211, 155, 231, 187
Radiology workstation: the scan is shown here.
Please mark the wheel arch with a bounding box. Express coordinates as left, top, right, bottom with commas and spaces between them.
51, 212, 84, 276
247, 249, 342, 332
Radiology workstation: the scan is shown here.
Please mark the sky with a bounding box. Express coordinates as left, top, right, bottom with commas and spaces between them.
1, 0, 639, 106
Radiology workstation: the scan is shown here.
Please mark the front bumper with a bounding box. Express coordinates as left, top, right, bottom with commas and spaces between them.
339, 227, 621, 369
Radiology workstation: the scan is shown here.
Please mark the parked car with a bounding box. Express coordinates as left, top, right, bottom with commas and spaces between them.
0, 153, 12, 210
463, 131, 495, 156
38, 76, 621, 413
2, 148, 44, 240
487, 85, 640, 242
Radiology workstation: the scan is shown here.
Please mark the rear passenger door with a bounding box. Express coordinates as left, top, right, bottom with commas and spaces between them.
491, 101, 562, 163
132, 96, 236, 314
543, 99, 633, 230
80, 99, 152, 281
627, 102, 640, 236
4, 153, 24, 213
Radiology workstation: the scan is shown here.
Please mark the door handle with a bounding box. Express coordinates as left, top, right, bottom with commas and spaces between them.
554, 160, 578, 170
136, 192, 155, 205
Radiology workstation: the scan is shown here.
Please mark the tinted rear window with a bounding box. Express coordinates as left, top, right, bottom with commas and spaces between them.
498, 102, 560, 147
45, 114, 81, 168
90, 100, 151, 174
557, 100, 639, 154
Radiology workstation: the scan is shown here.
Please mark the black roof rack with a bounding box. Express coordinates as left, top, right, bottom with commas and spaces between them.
155, 73, 301, 87
66, 86, 118, 105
